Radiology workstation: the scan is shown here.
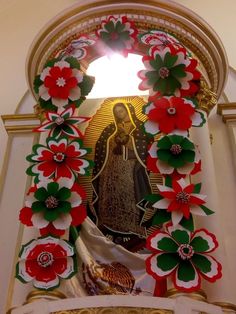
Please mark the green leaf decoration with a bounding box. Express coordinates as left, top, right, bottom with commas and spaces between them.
181, 137, 195, 150
158, 136, 171, 148
47, 182, 59, 195
57, 201, 71, 213
157, 237, 178, 252
171, 229, 190, 244
165, 176, 172, 188
44, 210, 59, 222
45, 58, 59, 68
33, 75, 42, 94
32, 201, 46, 213
79, 75, 95, 96
191, 254, 212, 274
193, 183, 202, 193
180, 214, 194, 232
154, 54, 164, 70
34, 187, 48, 201
170, 64, 186, 78
156, 252, 179, 272
190, 236, 210, 252
104, 21, 115, 32
145, 193, 163, 203
177, 260, 196, 281
164, 52, 178, 68
157, 150, 172, 162
57, 187, 71, 201
181, 150, 195, 163
65, 56, 81, 70
156, 78, 167, 94
152, 210, 171, 226
199, 205, 214, 215
146, 71, 159, 84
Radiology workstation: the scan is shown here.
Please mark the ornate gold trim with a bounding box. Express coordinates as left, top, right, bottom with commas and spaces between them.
25, 290, 66, 304
26, 0, 228, 100
53, 308, 172, 314
165, 288, 207, 302
196, 79, 217, 114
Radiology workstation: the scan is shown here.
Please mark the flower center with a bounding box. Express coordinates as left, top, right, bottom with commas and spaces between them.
45, 196, 59, 209
53, 152, 65, 163
159, 67, 170, 79
37, 251, 54, 267
110, 32, 119, 40
56, 77, 66, 87
176, 191, 190, 204
167, 107, 176, 115
177, 244, 194, 260
170, 144, 182, 155
55, 117, 64, 125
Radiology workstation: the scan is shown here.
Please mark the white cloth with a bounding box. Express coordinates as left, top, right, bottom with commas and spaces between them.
65, 218, 156, 297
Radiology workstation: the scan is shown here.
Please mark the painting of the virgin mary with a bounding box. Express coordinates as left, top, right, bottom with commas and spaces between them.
89, 102, 153, 252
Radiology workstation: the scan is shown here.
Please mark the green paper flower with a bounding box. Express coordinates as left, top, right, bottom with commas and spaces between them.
157, 135, 195, 168
146, 225, 222, 292
31, 182, 71, 222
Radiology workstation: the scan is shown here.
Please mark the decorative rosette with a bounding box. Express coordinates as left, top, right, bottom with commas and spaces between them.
138, 47, 200, 97
34, 57, 94, 111
138, 30, 186, 55
26, 137, 92, 183
147, 135, 201, 179
19, 180, 87, 236
143, 96, 205, 135
34, 106, 90, 138
146, 225, 222, 291
16, 236, 77, 290
56, 35, 96, 60
148, 178, 214, 230
96, 15, 138, 57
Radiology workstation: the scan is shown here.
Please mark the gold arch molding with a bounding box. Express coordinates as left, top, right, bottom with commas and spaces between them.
26, 0, 228, 101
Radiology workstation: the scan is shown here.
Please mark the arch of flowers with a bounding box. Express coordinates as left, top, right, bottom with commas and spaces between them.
16, 15, 222, 294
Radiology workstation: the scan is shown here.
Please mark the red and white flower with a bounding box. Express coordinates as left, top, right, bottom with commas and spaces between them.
57, 35, 96, 60
26, 137, 91, 182
146, 225, 222, 292
143, 96, 205, 135
19, 180, 87, 236
38, 60, 84, 109
34, 106, 90, 139
139, 30, 186, 55
153, 178, 209, 225
16, 236, 77, 290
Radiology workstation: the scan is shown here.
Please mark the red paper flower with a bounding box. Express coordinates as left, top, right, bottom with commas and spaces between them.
26, 137, 92, 183
38, 60, 83, 108
57, 35, 96, 60
139, 30, 186, 55
143, 96, 205, 135
34, 106, 89, 138
16, 236, 77, 290
153, 178, 210, 225
19, 180, 86, 236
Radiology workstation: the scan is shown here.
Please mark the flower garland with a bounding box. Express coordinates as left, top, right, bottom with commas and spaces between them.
137, 30, 222, 291
16, 15, 222, 293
